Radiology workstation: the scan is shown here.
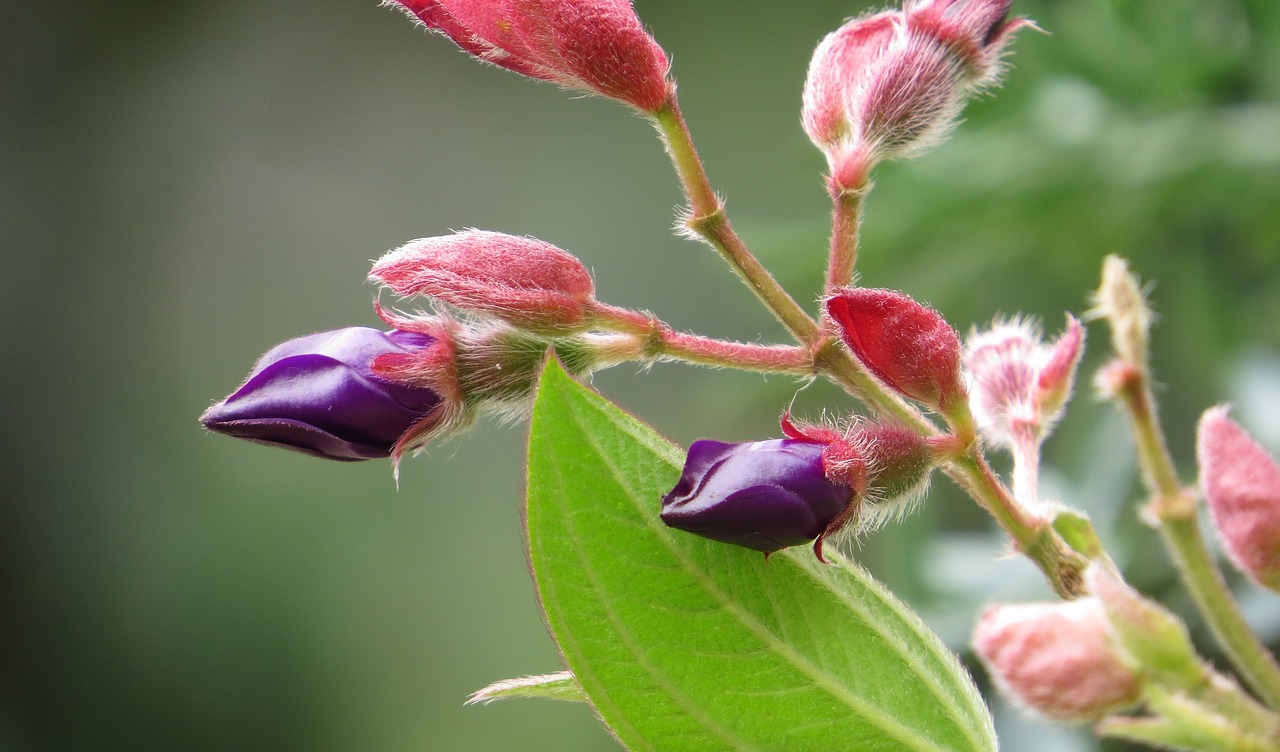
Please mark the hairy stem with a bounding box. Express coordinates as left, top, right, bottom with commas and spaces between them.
946, 450, 1089, 598
823, 187, 868, 299
1114, 368, 1280, 710
650, 101, 818, 344
1099, 684, 1280, 752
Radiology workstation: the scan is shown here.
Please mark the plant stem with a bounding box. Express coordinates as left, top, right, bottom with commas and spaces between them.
573, 308, 812, 374
947, 450, 1089, 598
824, 187, 867, 298
650, 101, 818, 344
1114, 368, 1280, 710
1098, 685, 1280, 752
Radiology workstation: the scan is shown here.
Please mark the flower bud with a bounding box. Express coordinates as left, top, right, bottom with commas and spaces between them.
801, 0, 1031, 190
370, 230, 596, 335
826, 287, 965, 414
964, 316, 1084, 448
1089, 255, 1151, 368
660, 439, 855, 554
201, 327, 451, 461
1197, 406, 1280, 591
387, 0, 672, 112
972, 599, 1143, 721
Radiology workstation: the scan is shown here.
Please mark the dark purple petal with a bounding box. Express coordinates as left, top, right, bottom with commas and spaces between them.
660, 439, 853, 553
202, 327, 441, 461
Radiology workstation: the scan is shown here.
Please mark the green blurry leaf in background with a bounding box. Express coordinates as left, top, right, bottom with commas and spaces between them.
526, 361, 996, 751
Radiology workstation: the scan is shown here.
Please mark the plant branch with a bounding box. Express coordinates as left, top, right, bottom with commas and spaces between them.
823, 187, 868, 299
650, 100, 818, 344
1114, 367, 1280, 710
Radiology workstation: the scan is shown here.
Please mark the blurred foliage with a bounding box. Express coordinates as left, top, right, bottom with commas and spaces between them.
1, 0, 1276, 750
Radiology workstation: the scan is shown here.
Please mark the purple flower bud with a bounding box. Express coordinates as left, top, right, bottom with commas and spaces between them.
202, 327, 443, 461
660, 439, 855, 553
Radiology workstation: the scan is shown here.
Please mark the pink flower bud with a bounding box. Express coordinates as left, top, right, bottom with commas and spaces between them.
964, 316, 1084, 448
801, 0, 1031, 190
1197, 406, 1280, 591
973, 599, 1143, 721
826, 288, 965, 413
370, 230, 596, 334
801, 11, 897, 151
387, 0, 672, 112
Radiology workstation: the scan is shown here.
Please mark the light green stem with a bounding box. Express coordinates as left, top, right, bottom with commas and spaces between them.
946, 451, 1089, 598
1116, 371, 1280, 710
1098, 685, 1280, 752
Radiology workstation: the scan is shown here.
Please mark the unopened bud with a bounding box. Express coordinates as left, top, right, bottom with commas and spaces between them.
1197, 406, 1280, 592
965, 316, 1084, 448
1089, 255, 1151, 367
973, 599, 1143, 721
386, 0, 672, 112
371, 230, 596, 335
201, 326, 453, 461
826, 287, 966, 414
660, 439, 856, 555
782, 414, 934, 537
801, 0, 1031, 190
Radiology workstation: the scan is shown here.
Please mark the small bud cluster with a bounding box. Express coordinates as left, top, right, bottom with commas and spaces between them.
206, 230, 611, 463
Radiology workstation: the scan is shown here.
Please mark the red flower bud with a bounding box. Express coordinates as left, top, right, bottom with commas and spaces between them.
826, 288, 965, 413
973, 599, 1143, 721
1197, 406, 1280, 591
387, 0, 672, 112
370, 230, 596, 334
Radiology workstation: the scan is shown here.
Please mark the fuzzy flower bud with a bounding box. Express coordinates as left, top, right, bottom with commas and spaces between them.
1197, 406, 1280, 591
201, 327, 451, 461
371, 230, 597, 335
783, 415, 935, 534
802, 0, 1031, 190
386, 0, 672, 112
965, 316, 1084, 448
1090, 255, 1151, 369
826, 287, 966, 414
973, 599, 1144, 721
660, 439, 856, 555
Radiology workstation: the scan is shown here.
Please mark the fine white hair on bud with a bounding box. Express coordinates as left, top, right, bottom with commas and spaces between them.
802, 0, 1033, 191
964, 315, 1084, 449
973, 598, 1144, 721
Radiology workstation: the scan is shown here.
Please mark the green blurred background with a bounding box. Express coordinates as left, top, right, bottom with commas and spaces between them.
3, 0, 1278, 750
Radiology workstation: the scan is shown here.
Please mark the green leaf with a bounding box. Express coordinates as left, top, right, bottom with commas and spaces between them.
466, 671, 585, 705
1052, 508, 1107, 560
525, 361, 996, 752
